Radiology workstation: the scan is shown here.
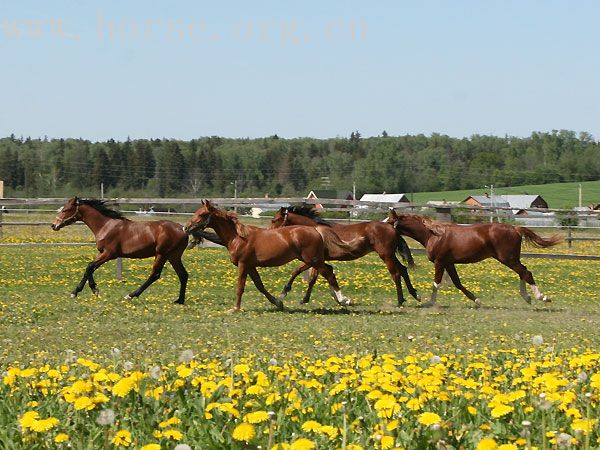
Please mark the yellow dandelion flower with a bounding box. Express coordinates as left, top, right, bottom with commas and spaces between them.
418, 412, 442, 426
301, 420, 322, 432
476, 437, 497, 450
497, 445, 518, 450
74, 396, 95, 410
244, 411, 270, 424
54, 433, 69, 443
112, 377, 136, 397
30, 417, 59, 432
112, 429, 132, 447
19, 411, 40, 430
572, 418, 596, 434
490, 404, 513, 418
290, 437, 316, 450
380, 435, 395, 449
468, 406, 477, 415
162, 429, 182, 441
318, 425, 339, 439
232, 422, 256, 442
140, 445, 161, 450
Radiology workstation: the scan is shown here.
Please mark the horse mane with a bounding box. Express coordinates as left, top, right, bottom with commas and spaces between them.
78, 199, 129, 220
221, 209, 249, 238
408, 214, 448, 236
286, 206, 332, 226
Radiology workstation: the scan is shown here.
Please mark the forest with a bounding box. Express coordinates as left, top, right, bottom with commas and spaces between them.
0, 130, 598, 199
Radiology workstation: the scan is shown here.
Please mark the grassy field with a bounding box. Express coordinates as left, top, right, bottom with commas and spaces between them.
1, 219, 599, 449
410, 180, 600, 208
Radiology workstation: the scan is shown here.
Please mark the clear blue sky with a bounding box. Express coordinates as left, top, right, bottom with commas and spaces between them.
1, 0, 599, 141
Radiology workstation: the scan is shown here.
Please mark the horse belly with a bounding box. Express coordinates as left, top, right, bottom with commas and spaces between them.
120, 230, 157, 258
254, 244, 297, 266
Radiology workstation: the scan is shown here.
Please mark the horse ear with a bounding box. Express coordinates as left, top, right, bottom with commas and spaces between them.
279, 207, 286, 213
205, 200, 215, 211
389, 208, 399, 218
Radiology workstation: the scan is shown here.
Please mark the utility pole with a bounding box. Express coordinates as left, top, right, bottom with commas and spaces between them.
101, 183, 104, 200
485, 184, 494, 223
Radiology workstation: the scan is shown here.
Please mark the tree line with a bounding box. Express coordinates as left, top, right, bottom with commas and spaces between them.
0, 130, 598, 199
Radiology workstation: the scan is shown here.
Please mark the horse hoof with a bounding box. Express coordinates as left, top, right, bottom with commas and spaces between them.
124, 294, 132, 300
300, 298, 310, 304
227, 307, 241, 314
92, 289, 100, 297
542, 295, 551, 303
420, 301, 436, 308
342, 298, 353, 306
173, 299, 185, 305
474, 299, 482, 308
524, 296, 532, 305
70, 293, 77, 299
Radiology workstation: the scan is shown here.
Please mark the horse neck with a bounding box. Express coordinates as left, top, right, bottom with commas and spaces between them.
79, 204, 117, 236
209, 215, 240, 246
288, 214, 321, 227
401, 220, 432, 247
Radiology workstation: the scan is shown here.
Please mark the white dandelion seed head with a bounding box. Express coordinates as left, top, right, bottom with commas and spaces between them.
532, 335, 544, 346
179, 349, 194, 363
174, 445, 192, 450
522, 420, 531, 427
96, 408, 116, 426
224, 358, 232, 367
539, 392, 547, 399
556, 432, 573, 448
149, 366, 162, 380
64, 349, 77, 364
585, 392, 592, 399
431, 423, 441, 431
430, 355, 442, 365
577, 371, 588, 383
544, 346, 554, 353
110, 348, 121, 358
123, 361, 134, 371
268, 358, 278, 366
375, 434, 382, 441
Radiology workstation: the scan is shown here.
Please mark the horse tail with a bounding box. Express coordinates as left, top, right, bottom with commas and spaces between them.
394, 226, 415, 267
315, 226, 363, 256
187, 229, 225, 249
516, 226, 563, 249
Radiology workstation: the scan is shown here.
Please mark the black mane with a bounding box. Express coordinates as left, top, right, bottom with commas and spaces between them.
286, 206, 331, 225
78, 199, 128, 220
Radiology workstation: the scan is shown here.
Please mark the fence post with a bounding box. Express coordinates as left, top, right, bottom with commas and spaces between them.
567, 226, 572, 253
116, 257, 123, 281
0, 209, 3, 239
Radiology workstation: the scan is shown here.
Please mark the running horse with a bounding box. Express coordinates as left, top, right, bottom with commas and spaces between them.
270, 206, 420, 306
52, 197, 198, 304
387, 210, 563, 307
183, 200, 356, 311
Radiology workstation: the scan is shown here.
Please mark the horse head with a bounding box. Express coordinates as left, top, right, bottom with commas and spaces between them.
270, 207, 289, 229
52, 197, 81, 230
184, 199, 215, 234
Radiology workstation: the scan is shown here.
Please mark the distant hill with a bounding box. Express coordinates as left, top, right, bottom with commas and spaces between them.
410, 180, 600, 209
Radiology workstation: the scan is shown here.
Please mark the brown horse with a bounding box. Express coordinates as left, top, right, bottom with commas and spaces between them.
183, 200, 355, 311
52, 197, 191, 304
387, 210, 563, 307
270, 206, 419, 306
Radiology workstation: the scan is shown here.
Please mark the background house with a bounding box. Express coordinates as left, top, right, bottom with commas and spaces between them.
463, 194, 548, 215
359, 193, 410, 204
306, 190, 354, 209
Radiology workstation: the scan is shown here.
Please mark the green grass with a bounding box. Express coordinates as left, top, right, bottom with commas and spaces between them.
410, 179, 600, 208
1, 244, 599, 366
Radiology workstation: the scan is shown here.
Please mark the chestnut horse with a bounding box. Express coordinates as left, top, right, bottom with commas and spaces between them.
183, 200, 356, 311
52, 197, 193, 304
387, 210, 563, 307
270, 206, 419, 306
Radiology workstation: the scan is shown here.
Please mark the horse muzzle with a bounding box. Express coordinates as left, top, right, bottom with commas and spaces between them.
51, 222, 62, 231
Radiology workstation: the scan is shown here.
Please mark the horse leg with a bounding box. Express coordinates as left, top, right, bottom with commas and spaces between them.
279, 263, 310, 301
422, 261, 446, 307
314, 262, 351, 306
500, 259, 549, 303
232, 265, 248, 312
247, 268, 284, 310
168, 254, 189, 305
125, 254, 167, 300
379, 252, 420, 306
445, 264, 481, 308
71, 252, 112, 298
301, 269, 319, 304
